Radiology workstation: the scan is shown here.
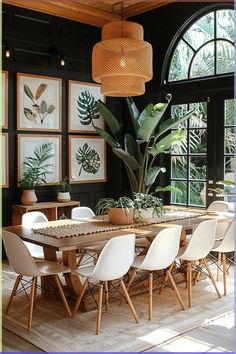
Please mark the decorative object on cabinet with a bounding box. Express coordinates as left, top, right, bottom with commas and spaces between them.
69, 135, 106, 183
1, 132, 9, 188
1, 71, 8, 129
18, 134, 62, 187
57, 176, 71, 202
17, 73, 62, 131
11, 201, 80, 225
68, 80, 104, 133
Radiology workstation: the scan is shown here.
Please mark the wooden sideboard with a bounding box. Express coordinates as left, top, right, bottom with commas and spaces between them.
11, 201, 80, 225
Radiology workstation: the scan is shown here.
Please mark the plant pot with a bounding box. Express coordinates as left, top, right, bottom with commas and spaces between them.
21, 189, 37, 206
108, 208, 134, 225
57, 192, 71, 203
135, 207, 154, 222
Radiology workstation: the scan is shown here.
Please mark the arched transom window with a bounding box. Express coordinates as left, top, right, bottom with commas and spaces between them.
168, 8, 235, 82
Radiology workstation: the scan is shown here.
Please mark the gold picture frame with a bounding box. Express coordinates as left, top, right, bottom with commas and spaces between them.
2, 71, 8, 129
1, 132, 9, 188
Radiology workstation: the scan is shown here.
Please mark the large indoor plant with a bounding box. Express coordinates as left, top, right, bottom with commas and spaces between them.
96, 196, 135, 224
19, 142, 54, 205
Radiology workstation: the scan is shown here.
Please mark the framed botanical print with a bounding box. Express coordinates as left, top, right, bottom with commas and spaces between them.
1, 71, 8, 129
17, 73, 62, 131
69, 135, 106, 183
68, 80, 105, 133
17, 134, 62, 186
1, 133, 9, 188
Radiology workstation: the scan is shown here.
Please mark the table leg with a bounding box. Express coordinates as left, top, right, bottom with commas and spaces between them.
42, 247, 58, 296
62, 250, 83, 296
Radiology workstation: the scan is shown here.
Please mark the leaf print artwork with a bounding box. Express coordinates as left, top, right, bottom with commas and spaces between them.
76, 143, 100, 175
77, 90, 99, 125
23, 83, 55, 124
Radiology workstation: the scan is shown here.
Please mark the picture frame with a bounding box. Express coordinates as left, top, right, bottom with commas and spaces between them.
1, 133, 9, 188
1, 71, 8, 129
69, 135, 106, 183
17, 73, 62, 132
68, 80, 105, 133
17, 134, 62, 186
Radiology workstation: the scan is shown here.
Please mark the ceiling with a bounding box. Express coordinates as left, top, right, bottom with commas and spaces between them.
3, 0, 233, 27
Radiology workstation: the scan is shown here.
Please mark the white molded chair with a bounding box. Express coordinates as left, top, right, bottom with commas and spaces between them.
211, 221, 234, 295
71, 206, 95, 220
2, 231, 71, 331
72, 234, 138, 334
177, 219, 221, 307
207, 201, 230, 240
124, 226, 186, 320
22, 212, 48, 259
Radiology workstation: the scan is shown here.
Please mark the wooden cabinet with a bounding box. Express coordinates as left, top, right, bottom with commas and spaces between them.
11, 201, 80, 225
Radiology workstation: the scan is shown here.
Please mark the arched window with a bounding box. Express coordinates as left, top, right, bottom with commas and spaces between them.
167, 8, 234, 82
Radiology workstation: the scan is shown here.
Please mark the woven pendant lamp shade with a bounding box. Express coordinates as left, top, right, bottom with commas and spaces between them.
92, 21, 153, 97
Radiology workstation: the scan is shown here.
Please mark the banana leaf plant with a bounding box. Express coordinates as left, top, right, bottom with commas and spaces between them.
93, 94, 194, 194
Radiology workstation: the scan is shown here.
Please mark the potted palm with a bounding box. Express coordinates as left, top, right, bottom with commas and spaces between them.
57, 176, 71, 202
19, 142, 54, 206
96, 196, 135, 224
133, 192, 163, 222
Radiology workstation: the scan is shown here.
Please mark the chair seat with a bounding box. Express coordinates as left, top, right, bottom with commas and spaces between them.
135, 238, 150, 248
73, 265, 95, 278
35, 260, 71, 275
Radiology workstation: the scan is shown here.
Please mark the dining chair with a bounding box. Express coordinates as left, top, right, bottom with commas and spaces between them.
2, 231, 72, 331
21, 211, 48, 259
211, 220, 234, 295
72, 234, 138, 335
123, 225, 186, 321
71, 206, 96, 220
177, 219, 221, 307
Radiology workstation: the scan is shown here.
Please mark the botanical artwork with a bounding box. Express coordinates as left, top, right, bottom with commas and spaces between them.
68, 81, 104, 133
17, 73, 62, 131
1, 71, 8, 129
69, 136, 106, 183
18, 134, 62, 185
1, 133, 9, 188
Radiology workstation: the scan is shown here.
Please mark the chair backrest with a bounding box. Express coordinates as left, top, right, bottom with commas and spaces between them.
216, 221, 234, 253
137, 225, 182, 271
71, 207, 95, 220
180, 219, 217, 261
2, 231, 42, 277
207, 201, 229, 213
90, 234, 135, 281
22, 212, 48, 227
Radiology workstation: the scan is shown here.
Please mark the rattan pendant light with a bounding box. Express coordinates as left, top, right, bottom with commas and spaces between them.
92, 2, 153, 97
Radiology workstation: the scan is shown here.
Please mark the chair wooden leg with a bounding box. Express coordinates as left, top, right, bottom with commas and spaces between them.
159, 263, 174, 294
104, 281, 109, 311
119, 268, 136, 306
222, 253, 227, 296
54, 275, 71, 317
193, 260, 203, 286
120, 280, 139, 323
28, 277, 36, 331
77, 251, 85, 267
203, 258, 221, 298
167, 270, 186, 310
216, 252, 222, 282
148, 272, 153, 321
72, 280, 88, 317
5, 275, 22, 315
187, 262, 192, 307
96, 283, 103, 335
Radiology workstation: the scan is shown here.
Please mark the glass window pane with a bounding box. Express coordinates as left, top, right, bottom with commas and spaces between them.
171, 156, 187, 178
189, 156, 207, 179
189, 102, 207, 127
190, 42, 214, 78
171, 104, 188, 128
224, 156, 234, 175
183, 12, 214, 50
168, 40, 194, 81
189, 129, 207, 153
217, 9, 234, 42
224, 127, 235, 154
189, 181, 206, 206
171, 180, 187, 204
224, 99, 235, 126
216, 40, 235, 75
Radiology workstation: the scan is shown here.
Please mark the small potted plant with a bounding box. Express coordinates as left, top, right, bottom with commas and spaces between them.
58, 176, 71, 202
96, 196, 135, 225
134, 193, 163, 222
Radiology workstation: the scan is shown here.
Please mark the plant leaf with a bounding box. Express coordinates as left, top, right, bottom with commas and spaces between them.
112, 147, 139, 171
155, 185, 183, 195
24, 108, 36, 122
93, 126, 120, 148
39, 100, 47, 114
124, 133, 140, 164
97, 100, 121, 136
145, 167, 162, 187
35, 84, 47, 100
24, 84, 34, 100
126, 97, 140, 138
156, 109, 194, 139
47, 105, 55, 114
216, 180, 235, 186
149, 129, 186, 156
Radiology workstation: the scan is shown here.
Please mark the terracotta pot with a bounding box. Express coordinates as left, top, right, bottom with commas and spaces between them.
57, 192, 71, 203
134, 207, 154, 222
21, 189, 37, 206
108, 208, 134, 225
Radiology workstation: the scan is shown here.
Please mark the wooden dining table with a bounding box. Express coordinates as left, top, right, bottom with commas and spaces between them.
3, 207, 234, 305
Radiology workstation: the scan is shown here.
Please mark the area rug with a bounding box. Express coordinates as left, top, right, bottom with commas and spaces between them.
2, 263, 234, 352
